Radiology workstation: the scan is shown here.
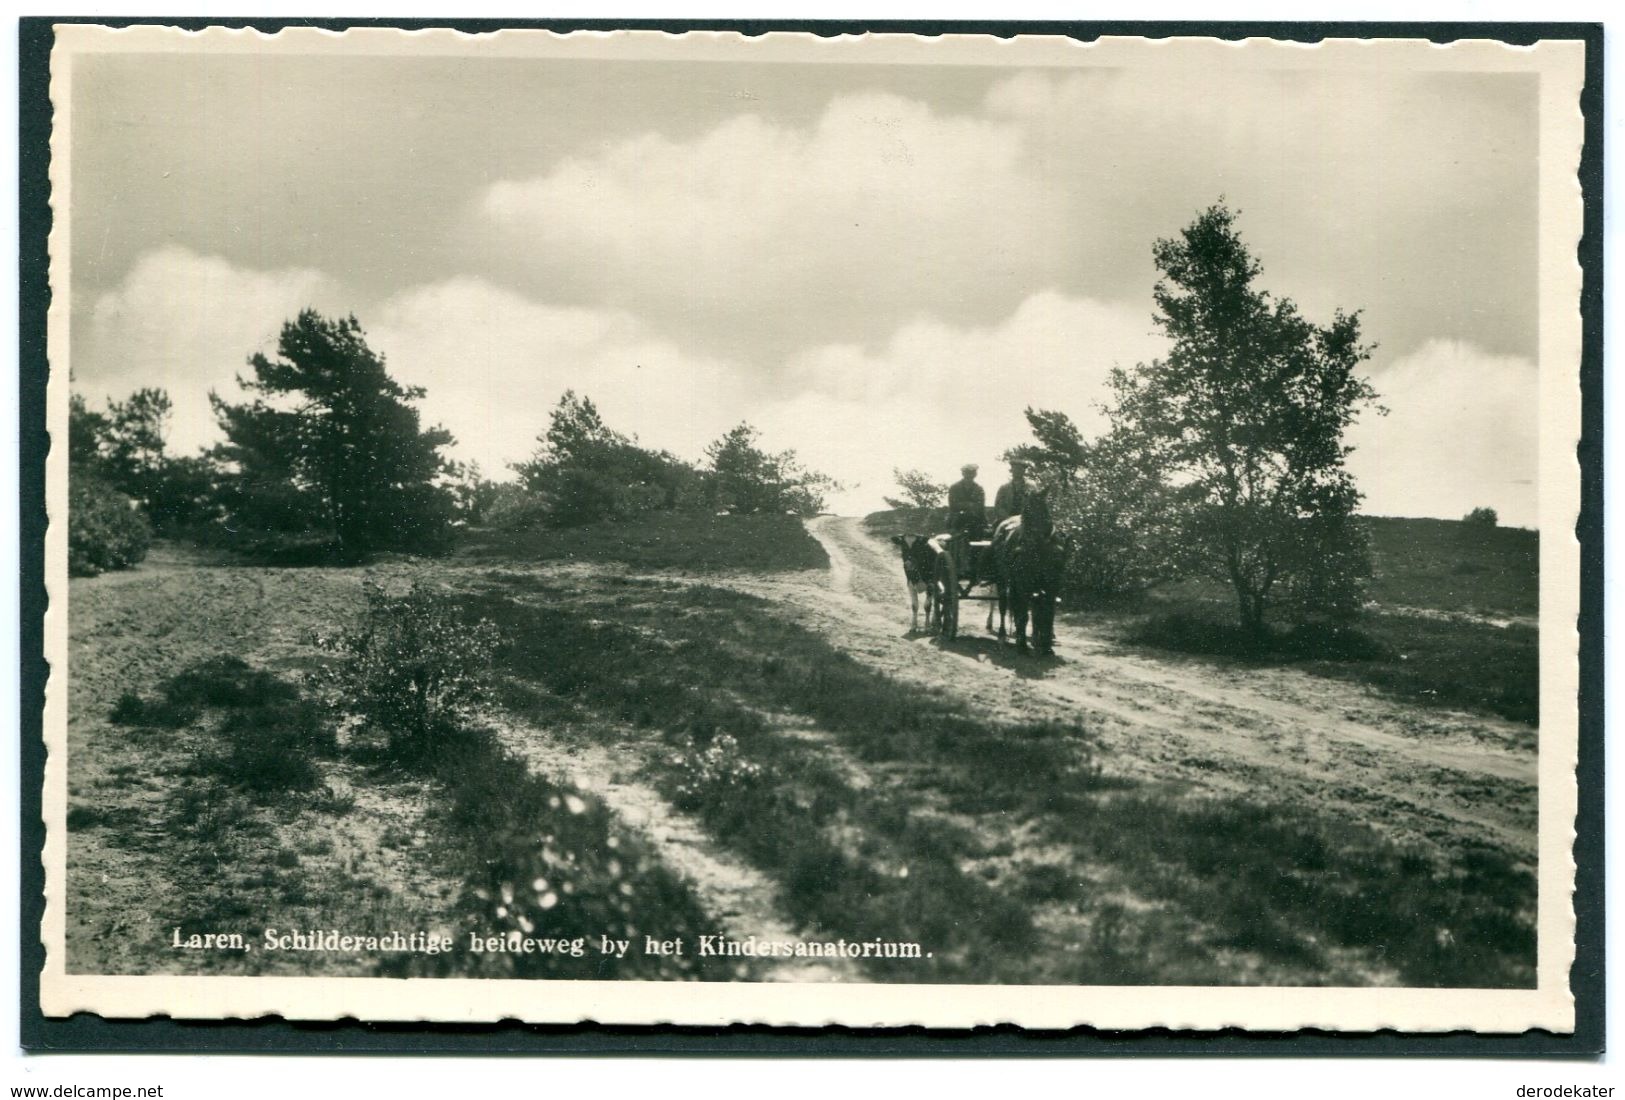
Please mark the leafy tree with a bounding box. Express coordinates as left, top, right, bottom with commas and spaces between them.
1106, 203, 1379, 630
524, 389, 623, 470
704, 423, 837, 516
1005, 407, 1091, 485
210, 310, 457, 555
1462, 506, 1500, 528
1014, 409, 1185, 604
891, 468, 947, 509
513, 391, 701, 526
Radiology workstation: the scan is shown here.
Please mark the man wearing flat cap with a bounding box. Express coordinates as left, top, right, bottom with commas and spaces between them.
946, 463, 987, 576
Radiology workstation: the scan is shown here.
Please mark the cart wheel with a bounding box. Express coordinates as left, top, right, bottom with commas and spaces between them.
936, 555, 959, 641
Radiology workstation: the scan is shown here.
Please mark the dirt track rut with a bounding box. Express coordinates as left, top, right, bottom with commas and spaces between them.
723, 516, 1538, 863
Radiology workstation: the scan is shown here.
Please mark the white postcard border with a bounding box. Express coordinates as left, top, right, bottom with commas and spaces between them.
40, 24, 1587, 1032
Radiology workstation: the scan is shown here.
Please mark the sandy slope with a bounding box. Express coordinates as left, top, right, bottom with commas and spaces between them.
724, 516, 1537, 865
64, 548, 857, 980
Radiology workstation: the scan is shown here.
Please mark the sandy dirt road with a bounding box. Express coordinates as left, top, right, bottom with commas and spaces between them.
725, 516, 1538, 866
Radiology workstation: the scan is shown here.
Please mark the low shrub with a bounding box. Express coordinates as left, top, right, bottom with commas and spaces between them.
174, 520, 362, 567
309, 784, 357, 816
482, 483, 553, 531
313, 580, 501, 761
69, 477, 151, 577
667, 733, 766, 812
203, 723, 327, 795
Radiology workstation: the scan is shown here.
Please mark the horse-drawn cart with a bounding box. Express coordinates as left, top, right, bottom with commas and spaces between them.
918, 509, 1065, 655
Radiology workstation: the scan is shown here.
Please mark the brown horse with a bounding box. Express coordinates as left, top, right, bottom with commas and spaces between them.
991, 493, 1069, 655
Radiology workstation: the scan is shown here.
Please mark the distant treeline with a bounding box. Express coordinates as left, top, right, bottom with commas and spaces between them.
495, 391, 837, 530
70, 309, 837, 575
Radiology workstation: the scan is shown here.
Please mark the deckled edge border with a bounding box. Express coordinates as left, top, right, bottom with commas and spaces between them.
35, 23, 1588, 1036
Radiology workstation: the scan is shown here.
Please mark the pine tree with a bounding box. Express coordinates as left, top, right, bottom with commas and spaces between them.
211, 310, 456, 555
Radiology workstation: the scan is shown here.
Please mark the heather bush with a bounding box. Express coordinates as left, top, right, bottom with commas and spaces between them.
205, 700, 337, 795
109, 690, 198, 729
401, 740, 713, 979
667, 733, 766, 812
314, 580, 501, 759
482, 483, 553, 531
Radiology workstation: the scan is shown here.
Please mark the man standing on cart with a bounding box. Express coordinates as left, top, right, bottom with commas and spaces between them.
945, 463, 987, 579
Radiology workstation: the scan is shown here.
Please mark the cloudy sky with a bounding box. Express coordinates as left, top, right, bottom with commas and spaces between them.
67, 50, 1541, 526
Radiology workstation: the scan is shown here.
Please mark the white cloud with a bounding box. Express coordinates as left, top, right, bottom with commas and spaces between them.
76, 245, 339, 455
368, 277, 751, 477
75, 255, 750, 480
78, 250, 1538, 528
1349, 340, 1539, 529
477, 92, 1073, 351
377, 279, 1165, 513
472, 69, 1534, 367
375, 280, 1165, 514
769, 291, 1165, 511
980, 68, 1538, 360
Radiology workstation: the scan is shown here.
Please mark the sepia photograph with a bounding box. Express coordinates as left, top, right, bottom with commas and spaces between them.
36, 24, 1587, 1032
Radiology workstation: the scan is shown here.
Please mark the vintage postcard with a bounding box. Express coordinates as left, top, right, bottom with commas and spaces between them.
39, 24, 1587, 1032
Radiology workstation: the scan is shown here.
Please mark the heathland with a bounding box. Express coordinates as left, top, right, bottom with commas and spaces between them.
67, 508, 1537, 987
